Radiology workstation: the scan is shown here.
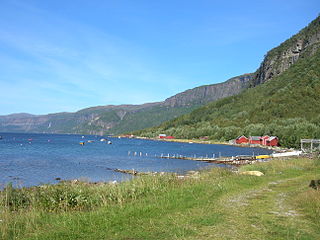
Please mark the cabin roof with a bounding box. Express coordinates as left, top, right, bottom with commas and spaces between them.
268, 136, 278, 141
250, 136, 261, 140
236, 135, 248, 140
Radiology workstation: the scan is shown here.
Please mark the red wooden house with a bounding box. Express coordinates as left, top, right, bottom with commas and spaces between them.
249, 136, 262, 144
266, 136, 279, 146
159, 134, 167, 139
165, 136, 175, 139
235, 135, 249, 144
261, 135, 270, 145
158, 134, 175, 139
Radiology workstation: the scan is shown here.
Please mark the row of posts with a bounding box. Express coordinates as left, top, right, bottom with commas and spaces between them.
127, 151, 222, 159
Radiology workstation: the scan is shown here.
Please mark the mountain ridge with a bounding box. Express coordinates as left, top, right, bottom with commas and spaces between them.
0, 73, 252, 134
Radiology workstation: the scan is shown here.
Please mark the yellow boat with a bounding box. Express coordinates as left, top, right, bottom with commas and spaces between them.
256, 155, 270, 159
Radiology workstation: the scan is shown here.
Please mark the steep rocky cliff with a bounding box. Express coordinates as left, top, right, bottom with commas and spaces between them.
253, 16, 320, 86
163, 74, 253, 107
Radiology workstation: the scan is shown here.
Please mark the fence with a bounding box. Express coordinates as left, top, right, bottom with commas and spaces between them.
301, 139, 320, 153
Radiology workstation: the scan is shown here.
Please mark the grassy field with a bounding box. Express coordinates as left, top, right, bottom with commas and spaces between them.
1, 157, 319, 239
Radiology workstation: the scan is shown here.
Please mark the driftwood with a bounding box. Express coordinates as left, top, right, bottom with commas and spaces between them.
114, 169, 139, 175
114, 169, 167, 176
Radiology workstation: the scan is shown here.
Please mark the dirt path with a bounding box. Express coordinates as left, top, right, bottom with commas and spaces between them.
186, 177, 319, 240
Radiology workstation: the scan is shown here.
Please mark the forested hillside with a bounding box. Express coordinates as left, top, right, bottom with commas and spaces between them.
136, 17, 320, 148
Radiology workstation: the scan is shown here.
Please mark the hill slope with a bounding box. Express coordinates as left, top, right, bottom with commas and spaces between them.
253, 15, 320, 86
0, 74, 252, 135
136, 16, 320, 148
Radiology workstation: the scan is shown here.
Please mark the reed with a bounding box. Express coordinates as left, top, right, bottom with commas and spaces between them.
0, 174, 178, 212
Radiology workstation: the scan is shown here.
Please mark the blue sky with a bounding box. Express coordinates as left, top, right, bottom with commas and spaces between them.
0, 0, 319, 115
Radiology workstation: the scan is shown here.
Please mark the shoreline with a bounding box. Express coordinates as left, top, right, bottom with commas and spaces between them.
3, 152, 298, 191
1, 156, 319, 239
1, 133, 294, 189
133, 136, 290, 153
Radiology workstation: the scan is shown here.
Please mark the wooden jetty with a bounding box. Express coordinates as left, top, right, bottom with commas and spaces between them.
158, 154, 258, 166
127, 150, 271, 166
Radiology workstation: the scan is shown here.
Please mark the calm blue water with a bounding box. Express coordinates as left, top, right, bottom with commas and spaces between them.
0, 132, 272, 187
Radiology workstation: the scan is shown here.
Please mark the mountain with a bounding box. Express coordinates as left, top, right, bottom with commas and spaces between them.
163, 74, 252, 107
5, 16, 319, 137
0, 74, 252, 135
136, 16, 320, 148
253, 16, 320, 86
2, 113, 36, 119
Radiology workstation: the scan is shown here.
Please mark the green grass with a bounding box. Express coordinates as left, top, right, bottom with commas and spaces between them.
1, 157, 320, 239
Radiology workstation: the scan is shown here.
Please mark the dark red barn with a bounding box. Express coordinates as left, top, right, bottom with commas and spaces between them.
266, 136, 279, 146
235, 135, 249, 144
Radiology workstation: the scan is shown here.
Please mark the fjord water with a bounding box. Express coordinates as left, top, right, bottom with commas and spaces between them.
0, 133, 272, 188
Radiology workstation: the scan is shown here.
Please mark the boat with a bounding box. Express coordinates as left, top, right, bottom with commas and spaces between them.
107, 141, 112, 144
79, 141, 85, 146
100, 138, 107, 142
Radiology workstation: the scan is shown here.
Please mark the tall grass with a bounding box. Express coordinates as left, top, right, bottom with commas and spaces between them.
294, 190, 320, 223
0, 157, 319, 239
0, 174, 182, 239
0, 174, 179, 213
292, 157, 320, 225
